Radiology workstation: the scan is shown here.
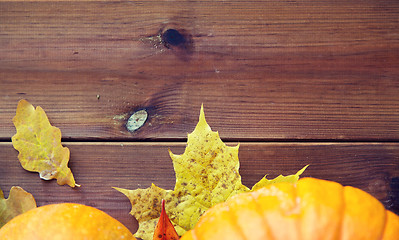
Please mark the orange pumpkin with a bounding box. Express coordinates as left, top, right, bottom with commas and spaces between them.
0, 203, 136, 240
181, 177, 399, 240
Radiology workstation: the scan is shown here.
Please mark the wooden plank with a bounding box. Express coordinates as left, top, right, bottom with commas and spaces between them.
1, 1, 399, 140
1, 142, 398, 233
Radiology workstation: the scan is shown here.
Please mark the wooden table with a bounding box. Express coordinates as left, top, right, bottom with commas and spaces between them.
1, 0, 398, 235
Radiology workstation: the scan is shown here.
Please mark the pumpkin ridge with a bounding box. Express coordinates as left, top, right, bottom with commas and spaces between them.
248, 191, 274, 239
381, 210, 399, 239
380, 213, 387, 240
190, 228, 199, 240
379, 210, 397, 240
338, 182, 345, 240
253, 183, 300, 240
378, 208, 387, 240
223, 199, 250, 240
341, 186, 387, 240
293, 184, 301, 240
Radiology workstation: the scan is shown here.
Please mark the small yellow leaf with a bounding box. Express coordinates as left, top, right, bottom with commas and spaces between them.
115, 105, 307, 239
251, 165, 309, 191
12, 99, 79, 187
0, 186, 37, 228
114, 184, 173, 240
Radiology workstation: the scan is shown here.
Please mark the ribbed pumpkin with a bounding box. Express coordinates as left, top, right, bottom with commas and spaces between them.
181, 177, 399, 240
0, 203, 136, 240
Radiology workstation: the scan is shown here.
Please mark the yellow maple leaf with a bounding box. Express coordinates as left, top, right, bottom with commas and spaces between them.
11, 99, 79, 187
0, 186, 37, 228
115, 105, 307, 240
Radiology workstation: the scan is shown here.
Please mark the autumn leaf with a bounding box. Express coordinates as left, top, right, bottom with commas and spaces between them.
115, 105, 307, 239
0, 186, 37, 228
12, 99, 79, 188
153, 200, 179, 240
251, 165, 308, 191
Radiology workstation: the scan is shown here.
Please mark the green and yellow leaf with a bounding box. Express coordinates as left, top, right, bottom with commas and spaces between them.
0, 186, 37, 228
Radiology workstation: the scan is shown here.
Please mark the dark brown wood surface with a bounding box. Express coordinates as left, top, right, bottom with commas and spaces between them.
1, 142, 398, 233
1, 0, 399, 141
1, 0, 399, 236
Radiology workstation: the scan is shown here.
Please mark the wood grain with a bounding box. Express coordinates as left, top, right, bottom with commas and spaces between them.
1, 142, 398, 232
1, 1, 398, 141
1, 1, 398, 236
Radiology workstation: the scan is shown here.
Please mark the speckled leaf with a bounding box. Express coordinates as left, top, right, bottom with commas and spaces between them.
115, 185, 178, 240
11, 99, 79, 188
166, 105, 249, 233
0, 186, 37, 228
115, 184, 182, 240
115, 105, 307, 240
